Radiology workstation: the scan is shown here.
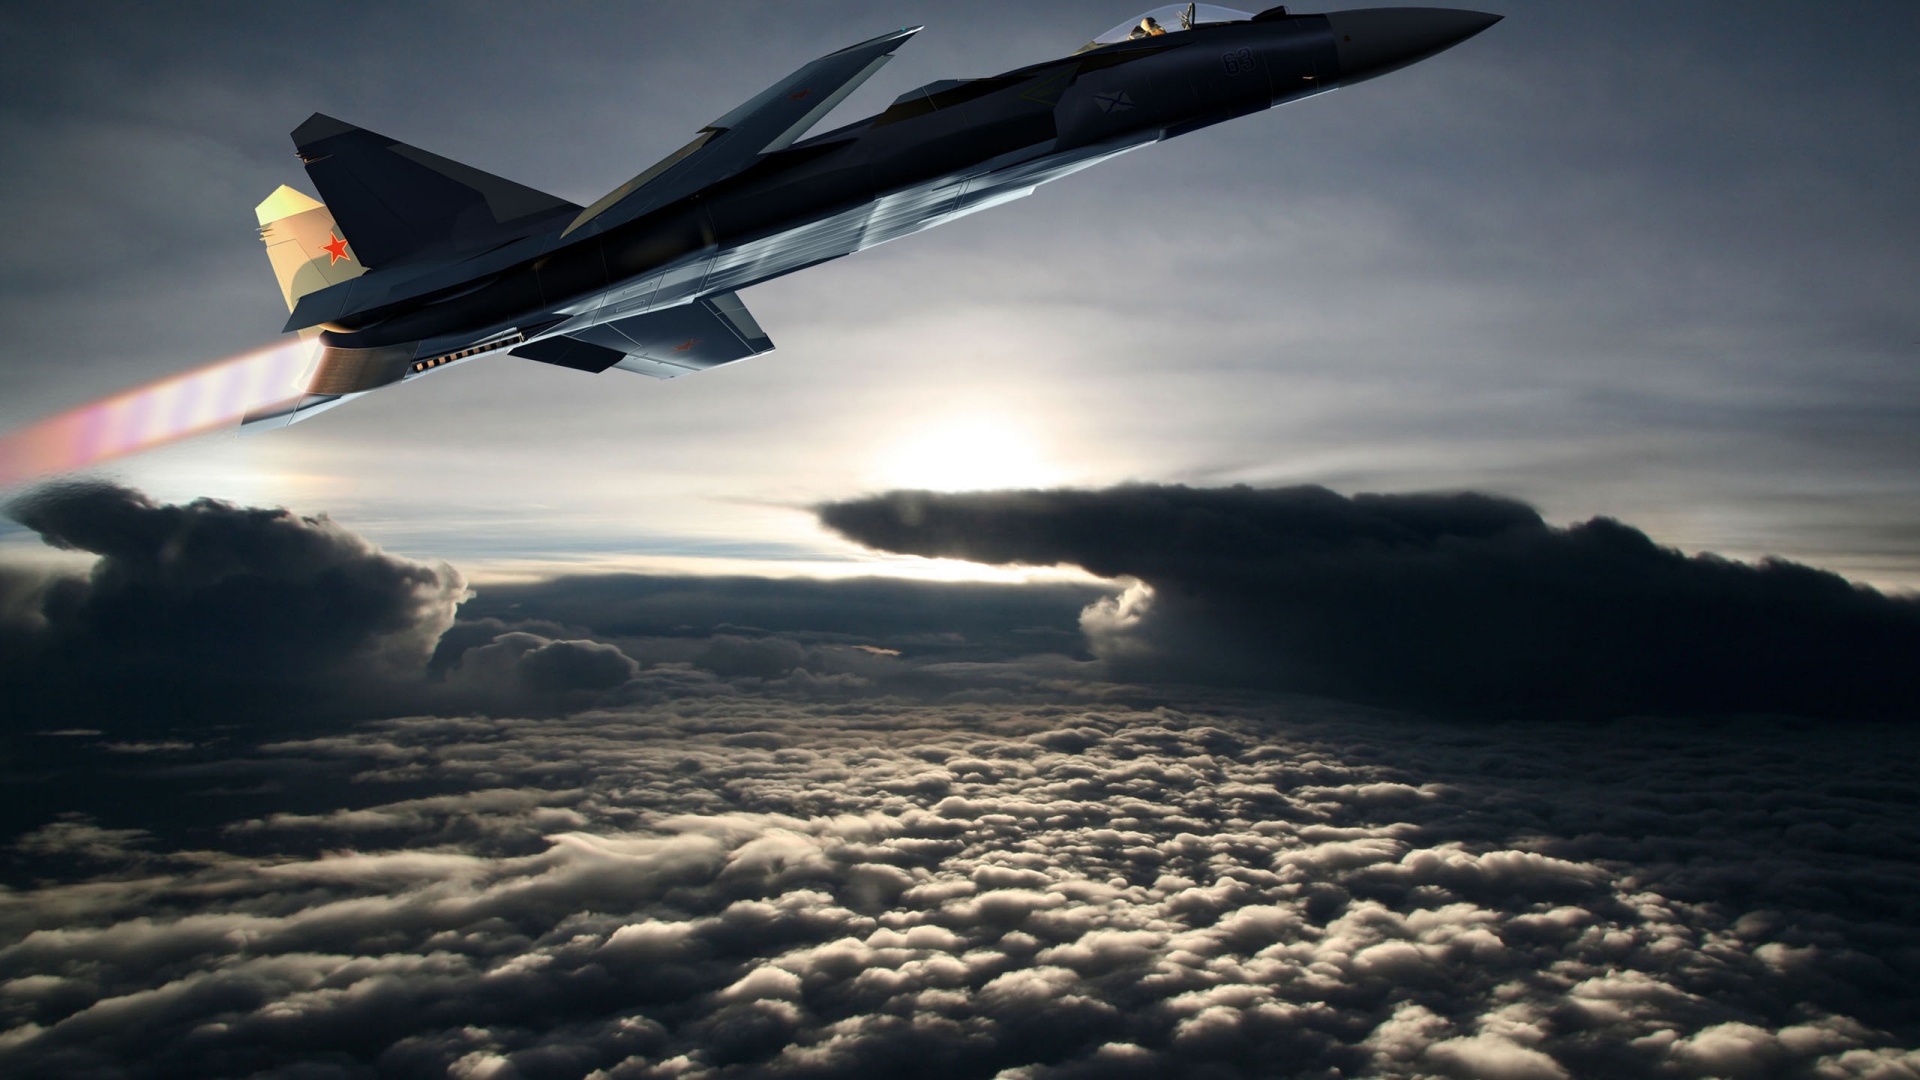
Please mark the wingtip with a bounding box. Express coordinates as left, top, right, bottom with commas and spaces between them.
840, 25, 922, 53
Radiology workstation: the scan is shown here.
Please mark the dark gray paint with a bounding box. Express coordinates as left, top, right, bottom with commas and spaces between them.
275, 9, 1497, 416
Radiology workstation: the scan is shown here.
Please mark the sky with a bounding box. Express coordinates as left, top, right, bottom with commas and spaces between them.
2, 0, 1918, 583
3, 2, 1920, 1077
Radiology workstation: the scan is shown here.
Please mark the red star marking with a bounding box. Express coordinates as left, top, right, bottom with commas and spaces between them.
673, 338, 701, 353
788, 89, 812, 101
320, 232, 350, 265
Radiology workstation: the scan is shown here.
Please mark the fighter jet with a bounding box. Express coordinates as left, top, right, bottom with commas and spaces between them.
247, 4, 1500, 428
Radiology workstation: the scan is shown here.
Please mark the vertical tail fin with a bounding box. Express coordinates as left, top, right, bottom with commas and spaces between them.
291, 113, 579, 268
255, 185, 365, 312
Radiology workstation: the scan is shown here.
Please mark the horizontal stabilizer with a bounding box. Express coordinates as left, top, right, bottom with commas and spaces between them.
564, 27, 920, 237
293, 113, 580, 268
239, 391, 359, 433
514, 292, 775, 379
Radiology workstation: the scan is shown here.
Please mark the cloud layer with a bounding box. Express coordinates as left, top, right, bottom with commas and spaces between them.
0, 483, 467, 729
0, 486, 1120, 734
821, 485, 1920, 720
3, 703, 1917, 1079
2, 485, 1917, 1077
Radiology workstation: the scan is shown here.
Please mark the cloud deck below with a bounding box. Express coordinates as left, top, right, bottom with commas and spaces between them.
4, 483, 1919, 1077
2, 703, 1916, 1079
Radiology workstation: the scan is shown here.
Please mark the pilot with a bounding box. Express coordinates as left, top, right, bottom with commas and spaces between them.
1130, 16, 1169, 38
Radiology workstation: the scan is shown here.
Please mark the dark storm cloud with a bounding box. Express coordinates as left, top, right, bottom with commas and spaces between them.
16, 477, 1920, 732
0, 482, 467, 729
1, 701, 1915, 1079
0, 487, 738, 729
0, 486, 1108, 734
821, 485, 1920, 720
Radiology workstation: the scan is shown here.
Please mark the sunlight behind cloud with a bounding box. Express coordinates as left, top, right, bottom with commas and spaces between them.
458, 552, 1109, 586
869, 411, 1065, 493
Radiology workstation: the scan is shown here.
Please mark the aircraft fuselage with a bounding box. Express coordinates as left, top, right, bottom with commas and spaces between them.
263, 8, 1499, 412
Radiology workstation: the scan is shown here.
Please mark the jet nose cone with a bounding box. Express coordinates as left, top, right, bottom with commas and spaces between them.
1327, 8, 1502, 86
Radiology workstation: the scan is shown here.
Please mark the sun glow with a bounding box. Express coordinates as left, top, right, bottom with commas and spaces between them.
870, 412, 1065, 493
0, 340, 312, 489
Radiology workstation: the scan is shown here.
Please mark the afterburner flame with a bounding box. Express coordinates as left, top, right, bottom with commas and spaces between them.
0, 340, 313, 489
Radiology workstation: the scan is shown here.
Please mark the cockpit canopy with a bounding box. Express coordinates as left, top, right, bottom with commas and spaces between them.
1078, 4, 1256, 53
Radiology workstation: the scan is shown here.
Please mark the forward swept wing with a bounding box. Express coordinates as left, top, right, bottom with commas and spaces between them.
562, 27, 921, 238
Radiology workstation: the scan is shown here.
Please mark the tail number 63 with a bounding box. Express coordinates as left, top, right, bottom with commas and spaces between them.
1223, 48, 1256, 76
